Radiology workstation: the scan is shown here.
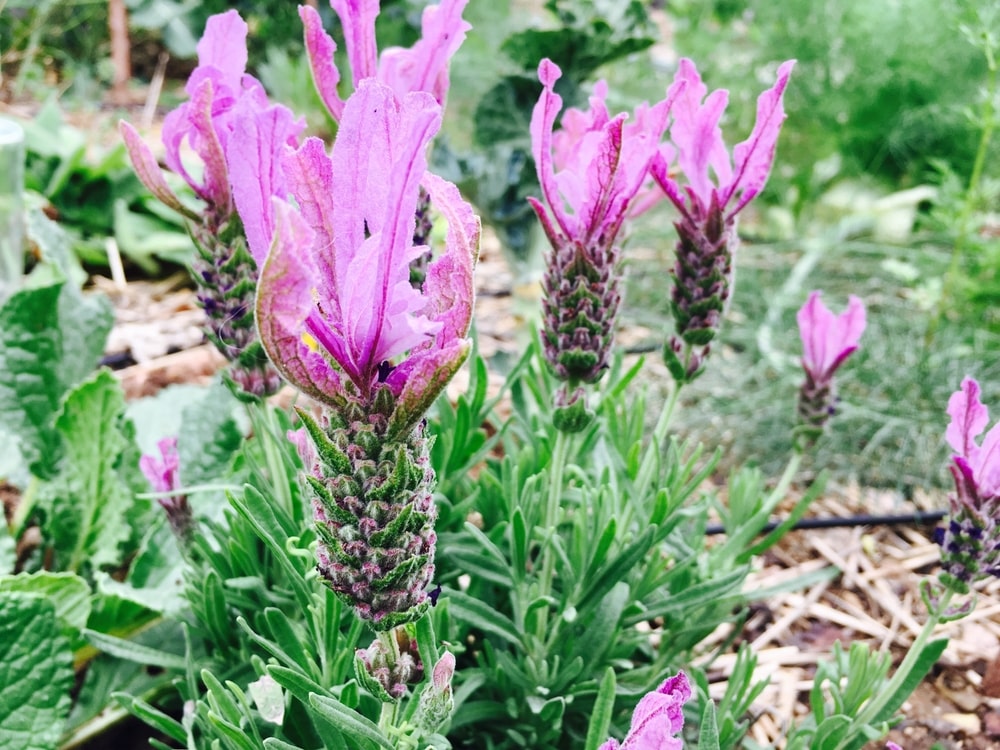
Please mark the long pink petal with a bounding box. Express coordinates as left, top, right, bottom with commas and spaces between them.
185, 78, 231, 210
530, 58, 572, 239
724, 59, 795, 215
194, 10, 248, 94
300, 5, 345, 122
947, 377, 989, 458
227, 101, 304, 265
283, 137, 341, 314
419, 170, 480, 342
119, 121, 198, 220
330, 0, 380, 85
378, 0, 470, 104
256, 199, 346, 408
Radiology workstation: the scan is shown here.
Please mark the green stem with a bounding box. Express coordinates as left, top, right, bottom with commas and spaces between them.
634, 382, 682, 497
928, 46, 997, 345
843, 587, 955, 747
534, 429, 572, 643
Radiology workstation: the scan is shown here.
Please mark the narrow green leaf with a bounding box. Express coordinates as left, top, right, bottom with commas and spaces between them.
0, 593, 74, 750
697, 699, 721, 750
308, 694, 394, 750
444, 588, 522, 647
870, 638, 949, 727
81, 629, 186, 670
584, 668, 616, 750
114, 694, 187, 744
813, 715, 852, 750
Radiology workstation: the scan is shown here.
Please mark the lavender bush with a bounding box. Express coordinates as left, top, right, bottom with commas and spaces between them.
1, 3, 997, 750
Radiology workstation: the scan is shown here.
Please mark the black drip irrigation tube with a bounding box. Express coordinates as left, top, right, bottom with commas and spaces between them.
704, 509, 948, 537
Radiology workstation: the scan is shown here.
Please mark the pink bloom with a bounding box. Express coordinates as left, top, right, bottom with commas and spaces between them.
301, 0, 470, 123
140, 437, 181, 495
529, 58, 682, 251
797, 292, 866, 382
256, 79, 479, 432
650, 59, 795, 224
947, 377, 1000, 500
120, 10, 303, 262
599, 671, 691, 750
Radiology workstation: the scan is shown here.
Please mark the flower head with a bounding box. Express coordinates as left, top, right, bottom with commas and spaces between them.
121, 10, 301, 228
139, 437, 192, 542
795, 292, 866, 445
121, 10, 303, 397
937, 377, 1000, 592
256, 79, 479, 435
528, 59, 680, 414
301, 0, 470, 123
529, 58, 679, 254
798, 292, 867, 382
599, 671, 691, 750
654, 60, 794, 382
651, 59, 795, 225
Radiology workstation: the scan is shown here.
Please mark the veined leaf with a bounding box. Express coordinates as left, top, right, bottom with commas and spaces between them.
0, 593, 74, 750
0, 572, 91, 633
43, 370, 135, 572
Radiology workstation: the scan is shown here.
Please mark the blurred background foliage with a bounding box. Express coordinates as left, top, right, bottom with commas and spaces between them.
2, 0, 1000, 492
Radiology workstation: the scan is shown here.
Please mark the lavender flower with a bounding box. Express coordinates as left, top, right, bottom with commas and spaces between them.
795, 291, 866, 446
599, 671, 691, 750
120, 10, 303, 397
529, 58, 681, 428
139, 437, 192, 543
652, 59, 794, 382
255, 80, 479, 628
938, 377, 1000, 593
301, 0, 470, 122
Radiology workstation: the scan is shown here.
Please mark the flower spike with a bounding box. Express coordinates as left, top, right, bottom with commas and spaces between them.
795, 291, 866, 446
529, 58, 679, 425
654, 59, 795, 382
120, 9, 304, 397
937, 377, 1000, 593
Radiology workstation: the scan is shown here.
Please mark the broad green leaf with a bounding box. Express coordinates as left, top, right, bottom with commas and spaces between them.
868, 638, 949, 727
0, 592, 74, 750
0, 281, 65, 478
44, 370, 135, 572
178, 381, 243, 487
0, 572, 91, 633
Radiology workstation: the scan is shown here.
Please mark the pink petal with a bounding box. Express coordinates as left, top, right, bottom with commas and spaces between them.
300, 5, 345, 122
976, 420, 1000, 496
419, 171, 480, 343
387, 338, 471, 437
256, 198, 347, 409
724, 59, 795, 215
195, 10, 249, 94
797, 292, 866, 379
669, 59, 731, 211
530, 58, 573, 239
947, 377, 989, 460
283, 137, 341, 313
227, 101, 305, 265
331, 0, 380, 85
119, 121, 197, 220
378, 0, 470, 104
